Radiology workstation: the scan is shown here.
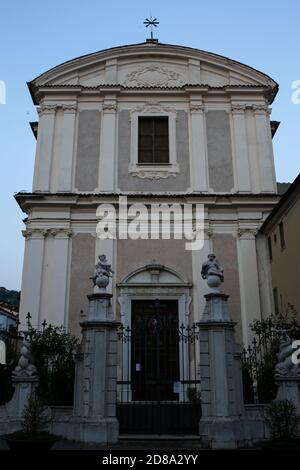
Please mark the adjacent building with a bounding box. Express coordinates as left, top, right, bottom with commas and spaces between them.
0, 303, 19, 333
261, 173, 300, 317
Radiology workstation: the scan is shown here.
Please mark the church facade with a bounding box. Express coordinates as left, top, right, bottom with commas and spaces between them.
16, 40, 279, 346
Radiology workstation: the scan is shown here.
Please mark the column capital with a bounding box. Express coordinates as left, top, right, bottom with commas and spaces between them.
22, 228, 47, 239
102, 103, 118, 113
48, 228, 73, 238
204, 228, 213, 238
236, 228, 258, 240
231, 104, 246, 114
22, 228, 73, 239
22, 229, 32, 239
62, 103, 77, 114
189, 103, 204, 114
37, 104, 57, 116
252, 104, 270, 115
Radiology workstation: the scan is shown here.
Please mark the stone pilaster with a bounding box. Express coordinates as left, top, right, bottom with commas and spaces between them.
236, 228, 261, 346
98, 98, 118, 191
189, 102, 208, 191
34, 104, 56, 191
19, 229, 46, 329
198, 292, 245, 449
231, 104, 251, 192
70, 291, 120, 443
58, 104, 77, 191
253, 105, 277, 192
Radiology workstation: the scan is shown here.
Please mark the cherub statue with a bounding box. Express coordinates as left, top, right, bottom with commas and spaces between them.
201, 253, 224, 292
275, 331, 300, 377
90, 254, 114, 290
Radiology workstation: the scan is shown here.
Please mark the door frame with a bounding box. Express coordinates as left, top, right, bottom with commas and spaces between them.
117, 264, 193, 403
131, 298, 180, 402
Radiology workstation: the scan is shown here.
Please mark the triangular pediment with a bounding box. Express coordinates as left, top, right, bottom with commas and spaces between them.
30, 42, 277, 94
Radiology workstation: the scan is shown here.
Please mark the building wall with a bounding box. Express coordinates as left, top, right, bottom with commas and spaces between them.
212, 234, 242, 341
267, 195, 300, 317
33, 98, 277, 195
117, 238, 192, 284
19, 45, 279, 345
18, 200, 272, 346
68, 233, 96, 337
31, 49, 277, 196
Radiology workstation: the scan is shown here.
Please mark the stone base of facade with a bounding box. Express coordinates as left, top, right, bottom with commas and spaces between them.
60, 417, 119, 444
199, 416, 245, 449
276, 376, 300, 414
243, 404, 269, 442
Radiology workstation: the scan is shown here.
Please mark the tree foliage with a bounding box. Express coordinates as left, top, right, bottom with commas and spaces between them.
29, 325, 79, 406
265, 399, 299, 441
245, 306, 300, 403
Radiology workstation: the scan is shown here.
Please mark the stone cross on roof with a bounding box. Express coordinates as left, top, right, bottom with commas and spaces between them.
143, 16, 159, 40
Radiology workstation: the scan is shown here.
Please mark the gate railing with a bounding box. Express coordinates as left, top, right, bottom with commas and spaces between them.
116, 321, 202, 435
241, 330, 281, 404
117, 322, 201, 404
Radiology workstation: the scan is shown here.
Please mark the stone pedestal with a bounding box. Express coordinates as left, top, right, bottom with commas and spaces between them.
275, 376, 300, 414
0, 377, 39, 435
0, 334, 39, 435
198, 293, 245, 449
69, 292, 120, 444
6, 376, 39, 419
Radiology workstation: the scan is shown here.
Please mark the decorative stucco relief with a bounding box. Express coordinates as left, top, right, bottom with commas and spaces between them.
129, 100, 177, 118
130, 170, 178, 180
125, 65, 183, 87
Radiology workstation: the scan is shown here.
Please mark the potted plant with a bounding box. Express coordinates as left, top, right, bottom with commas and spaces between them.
3, 392, 59, 450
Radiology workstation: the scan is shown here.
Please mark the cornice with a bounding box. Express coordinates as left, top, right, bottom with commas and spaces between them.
31, 83, 275, 106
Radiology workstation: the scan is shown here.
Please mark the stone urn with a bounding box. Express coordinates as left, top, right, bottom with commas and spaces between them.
95, 274, 110, 290
207, 274, 222, 292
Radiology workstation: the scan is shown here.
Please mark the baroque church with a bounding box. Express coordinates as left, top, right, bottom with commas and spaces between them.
16, 39, 279, 347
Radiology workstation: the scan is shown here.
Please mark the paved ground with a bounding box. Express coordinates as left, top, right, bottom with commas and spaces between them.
0, 438, 204, 451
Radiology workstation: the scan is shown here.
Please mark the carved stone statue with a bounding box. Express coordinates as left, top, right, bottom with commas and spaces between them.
201, 253, 224, 292
275, 331, 300, 377
90, 254, 114, 290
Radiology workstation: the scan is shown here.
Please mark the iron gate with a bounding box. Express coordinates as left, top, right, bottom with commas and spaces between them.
117, 299, 202, 435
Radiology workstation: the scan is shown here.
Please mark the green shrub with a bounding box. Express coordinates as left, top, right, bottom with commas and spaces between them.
256, 347, 278, 403
29, 325, 79, 406
265, 399, 299, 441
22, 392, 50, 436
247, 308, 300, 403
186, 387, 201, 404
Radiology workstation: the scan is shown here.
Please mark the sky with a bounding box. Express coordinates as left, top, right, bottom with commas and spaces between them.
0, 0, 299, 290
